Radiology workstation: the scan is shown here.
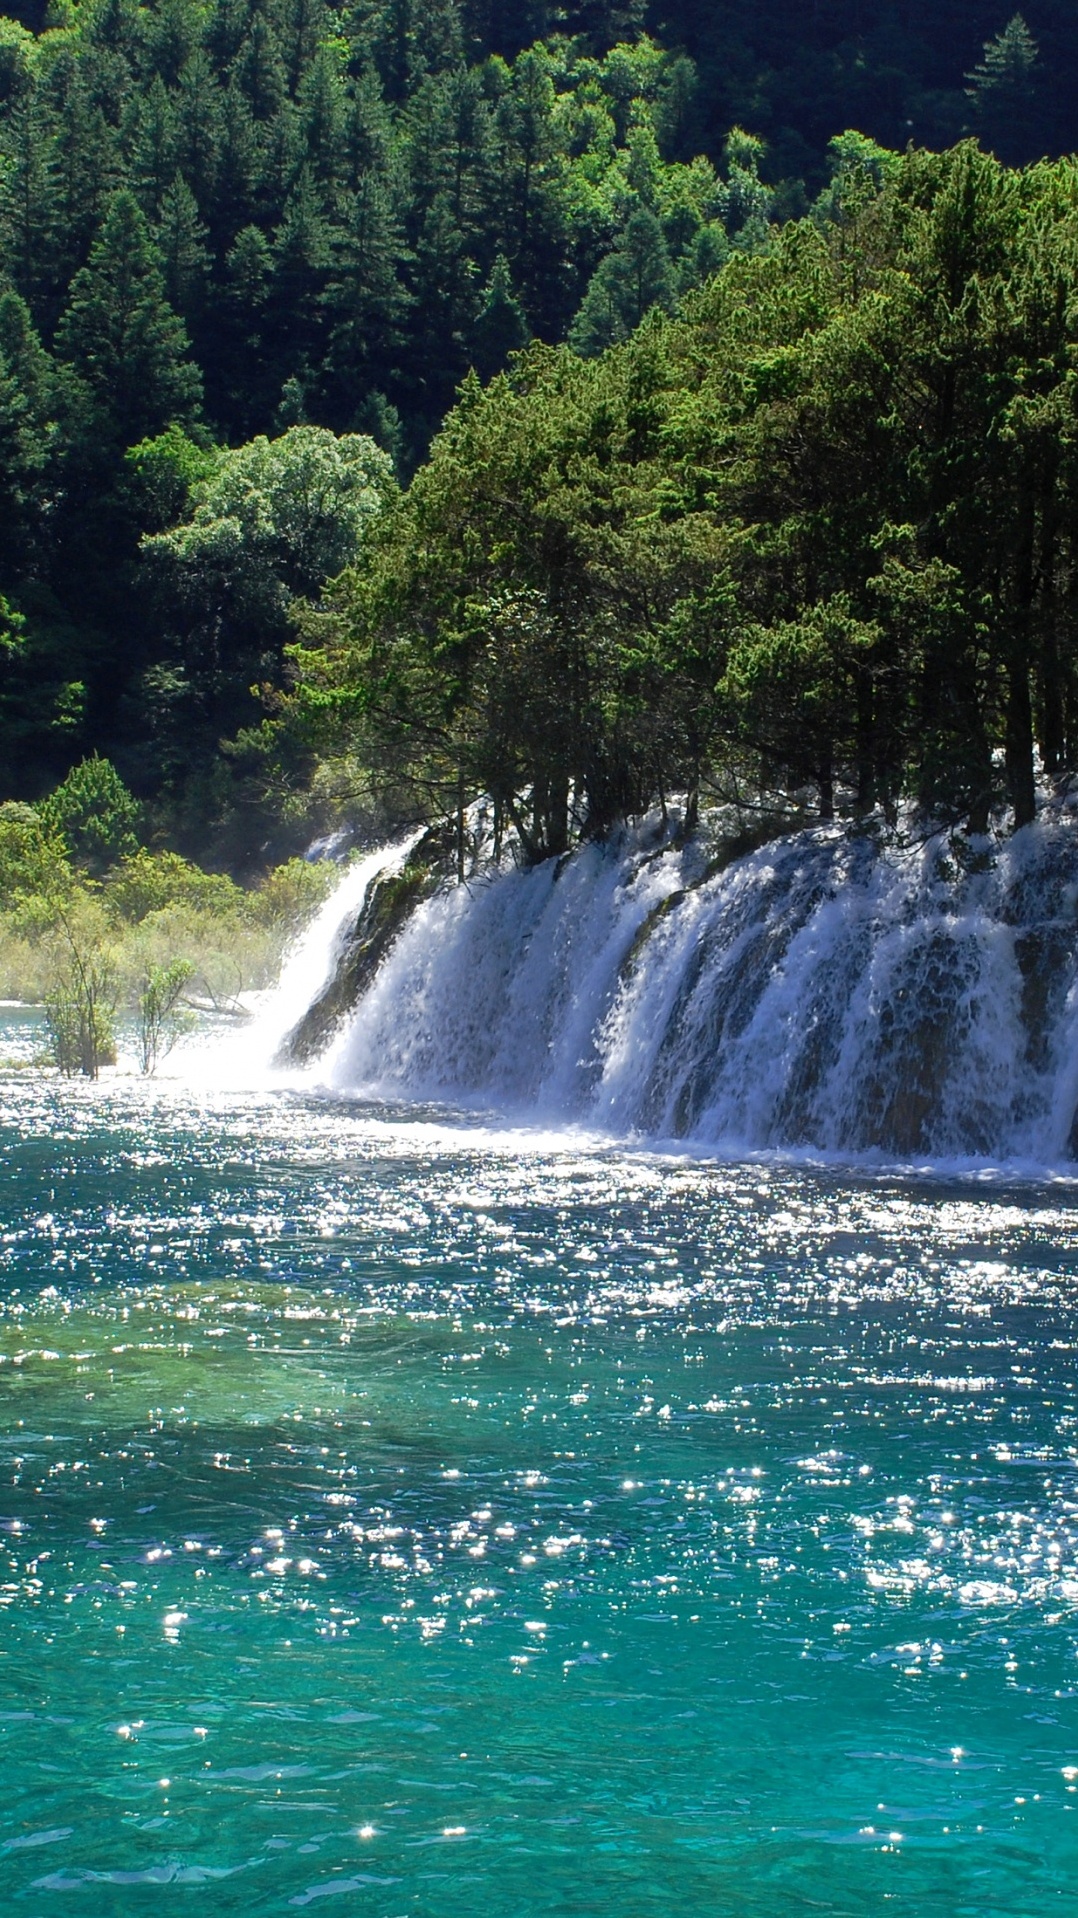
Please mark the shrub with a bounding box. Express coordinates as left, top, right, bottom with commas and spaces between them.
42, 894, 119, 1077
133, 958, 196, 1074
244, 856, 338, 932
106, 848, 242, 922
0, 801, 71, 904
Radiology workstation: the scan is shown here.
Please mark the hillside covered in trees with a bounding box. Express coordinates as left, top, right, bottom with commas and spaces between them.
0, 0, 1075, 864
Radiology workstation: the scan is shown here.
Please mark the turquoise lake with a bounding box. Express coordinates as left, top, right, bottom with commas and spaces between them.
1, 1012, 1078, 1914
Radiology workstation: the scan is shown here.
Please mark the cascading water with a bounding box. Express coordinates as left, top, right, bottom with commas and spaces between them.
267, 815, 1078, 1163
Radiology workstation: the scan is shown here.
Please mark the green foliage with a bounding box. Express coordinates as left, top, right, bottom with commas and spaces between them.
291, 140, 1078, 848
125, 425, 217, 532
3, 0, 1078, 849
143, 427, 393, 616
54, 189, 202, 447
0, 766, 347, 1061
105, 848, 242, 921
0, 798, 69, 902
965, 16, 1043, 167
245, 855, 338, 930
39, 755, 141, 874
133, 956, 195, 1074
42, 891, 118, 1077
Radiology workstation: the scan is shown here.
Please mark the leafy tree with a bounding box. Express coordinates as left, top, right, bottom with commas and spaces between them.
42, 888, 119, 1077
133, 955, 195, 1072
143, 425, 393, 615
0, 798, 69, 899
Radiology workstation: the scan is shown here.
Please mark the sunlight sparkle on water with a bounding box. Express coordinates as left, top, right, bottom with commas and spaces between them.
0, 1012, 1077, 1913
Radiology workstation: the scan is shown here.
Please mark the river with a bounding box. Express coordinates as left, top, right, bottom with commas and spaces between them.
1, 998, 1077, 1913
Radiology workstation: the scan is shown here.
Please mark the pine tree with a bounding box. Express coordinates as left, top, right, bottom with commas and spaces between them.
147, 0, 203, 87
0, 290, 51, 560
470, 251, 527, 378
234, 12, 287, 123
55, 190, 202, 445
155, 174, 211, 323
50, 61, 120, 283
0, 92, 58, 322
569, 207, 674, 355
211, 222, 274, 432
174, 49, 221, 210
208, 79, 259, 248
131, 76, 179, 220
966, 15, 1043, 167
265, 165, 335, 389
322, 168, 412, 413
296, 41, 348, 190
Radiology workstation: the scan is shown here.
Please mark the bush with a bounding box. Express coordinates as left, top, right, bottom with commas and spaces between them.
244, 856, 338, 933
0, 801, 71, 903
133, 957, 196, 1074
106, 848, 242, 922
42, 894, 119, 1077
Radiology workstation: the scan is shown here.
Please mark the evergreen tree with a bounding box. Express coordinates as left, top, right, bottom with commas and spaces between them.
50, 62, 120, 285
174, 49, 221, 210
131, 76, 180, 220
0, 91, 58, 322
210, 80, 260, 248
470, 251, 528, 377
234, 11, 288, 123
262, 165, 335, 407
147, 0, 204, 87
296, 41, 347, 189
569, 206, 674, 354
155, 174, 211, 323
965, 15, 1043, 167
55, 190, 202, 446
321, 168, 411, 415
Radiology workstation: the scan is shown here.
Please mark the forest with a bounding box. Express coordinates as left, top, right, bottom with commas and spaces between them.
287, 138, 1078, 862
0, 0, 1074, 871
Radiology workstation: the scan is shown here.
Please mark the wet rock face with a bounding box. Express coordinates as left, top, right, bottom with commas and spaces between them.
277, 860, 437, 1066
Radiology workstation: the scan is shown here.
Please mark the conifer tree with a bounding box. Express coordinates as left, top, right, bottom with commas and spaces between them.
965, 15, 1042, 167
234, 12, 288, 124
0, 92, 58, 322
132, 76, 180, 220
155, 174, 211, 324
55, 190, 202, 446
174, 49, 221, 210
470, 251, 528, 378
322, 169, 411, 413
569, 207, 674, 354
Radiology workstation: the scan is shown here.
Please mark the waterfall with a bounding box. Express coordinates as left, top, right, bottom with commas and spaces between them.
264, 816, 1078, 1163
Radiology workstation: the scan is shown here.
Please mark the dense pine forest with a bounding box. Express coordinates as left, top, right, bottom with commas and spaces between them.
1, 0, 1077, 869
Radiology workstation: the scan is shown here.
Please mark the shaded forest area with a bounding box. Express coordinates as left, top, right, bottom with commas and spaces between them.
0, 0, 1069, 863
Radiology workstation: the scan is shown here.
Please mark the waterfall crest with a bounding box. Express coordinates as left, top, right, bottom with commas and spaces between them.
269, 818, 1078, 1163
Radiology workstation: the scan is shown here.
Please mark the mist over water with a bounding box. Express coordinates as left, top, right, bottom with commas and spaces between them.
4, 826, 1078, 1913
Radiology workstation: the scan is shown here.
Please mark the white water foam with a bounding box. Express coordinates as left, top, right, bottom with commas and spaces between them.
181, 835, 421, 1091
236, 816, 1078, 1164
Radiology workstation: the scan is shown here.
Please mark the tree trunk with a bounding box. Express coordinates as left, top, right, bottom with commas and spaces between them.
817, 757, 834, 821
